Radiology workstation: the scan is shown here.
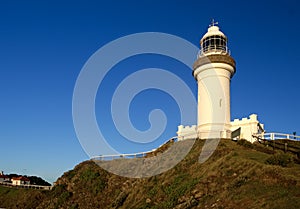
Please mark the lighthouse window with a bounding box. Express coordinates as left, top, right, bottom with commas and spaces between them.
202, 36, 227, 52
203, 40, 207, 48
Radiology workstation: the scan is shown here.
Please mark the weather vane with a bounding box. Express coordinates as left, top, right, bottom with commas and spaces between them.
210, 19, 218, 27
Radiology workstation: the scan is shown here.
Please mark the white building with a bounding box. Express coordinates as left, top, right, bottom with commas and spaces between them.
230, 114, 264, 143
11, 176, 30, 185
0, 172, 10, 183
177, 21, 264, 142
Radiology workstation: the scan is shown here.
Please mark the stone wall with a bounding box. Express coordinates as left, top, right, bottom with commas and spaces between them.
177, 125, 197, 140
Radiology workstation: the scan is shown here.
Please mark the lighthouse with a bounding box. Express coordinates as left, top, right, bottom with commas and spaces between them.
178, 22, 265, 142
193, 21, 236, 139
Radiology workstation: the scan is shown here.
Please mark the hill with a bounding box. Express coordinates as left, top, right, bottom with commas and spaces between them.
1, 139, 300, 209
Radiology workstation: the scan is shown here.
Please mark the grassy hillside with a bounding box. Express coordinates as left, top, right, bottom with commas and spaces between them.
0, 186, 46, 208
1, 139, 300, 209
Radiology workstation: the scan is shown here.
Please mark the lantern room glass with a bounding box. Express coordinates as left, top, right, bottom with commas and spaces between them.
201, 35, 227, 53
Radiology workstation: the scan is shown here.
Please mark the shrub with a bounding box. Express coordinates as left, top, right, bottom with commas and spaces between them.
265, 153, 293, 167
231, 175, 249, 188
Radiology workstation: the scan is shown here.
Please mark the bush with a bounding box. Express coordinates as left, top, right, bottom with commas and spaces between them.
231, 175, 250, 188
265, 154, 293, 167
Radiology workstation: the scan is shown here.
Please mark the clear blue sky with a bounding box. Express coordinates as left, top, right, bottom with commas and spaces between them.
0, 0, 299, 183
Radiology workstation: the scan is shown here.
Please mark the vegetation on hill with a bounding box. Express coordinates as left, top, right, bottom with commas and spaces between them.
0, 186, 47, 209
1, 139, 300, 209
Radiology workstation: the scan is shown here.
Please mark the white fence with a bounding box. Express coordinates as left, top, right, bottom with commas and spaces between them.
253, 132, 300, 141
0, 181, 52, 190
91, 137, 179, 161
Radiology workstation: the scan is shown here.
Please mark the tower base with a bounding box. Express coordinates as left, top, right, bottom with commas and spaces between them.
197, 129, 231, 139
197, 123, 232, 139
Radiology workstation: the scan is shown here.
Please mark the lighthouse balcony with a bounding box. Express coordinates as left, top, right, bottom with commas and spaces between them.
197, 46, 230, 58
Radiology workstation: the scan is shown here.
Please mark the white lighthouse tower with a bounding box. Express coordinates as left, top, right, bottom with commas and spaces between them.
193, 21, 236, 139
178, 21, 265, 142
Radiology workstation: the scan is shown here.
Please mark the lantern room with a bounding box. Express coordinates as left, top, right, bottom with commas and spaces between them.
200, 21, 229, 56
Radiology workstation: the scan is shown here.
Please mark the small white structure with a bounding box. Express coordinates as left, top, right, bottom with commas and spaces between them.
11, 176, 30, 185
177, 125, 197, 140
230, 114, 264, 143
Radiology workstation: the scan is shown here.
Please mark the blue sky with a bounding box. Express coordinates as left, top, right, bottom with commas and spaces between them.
0, 0, 299, 183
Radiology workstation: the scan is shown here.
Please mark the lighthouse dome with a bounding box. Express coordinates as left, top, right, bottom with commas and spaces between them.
200, 24, 229, 56
201, 26, 227, 40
